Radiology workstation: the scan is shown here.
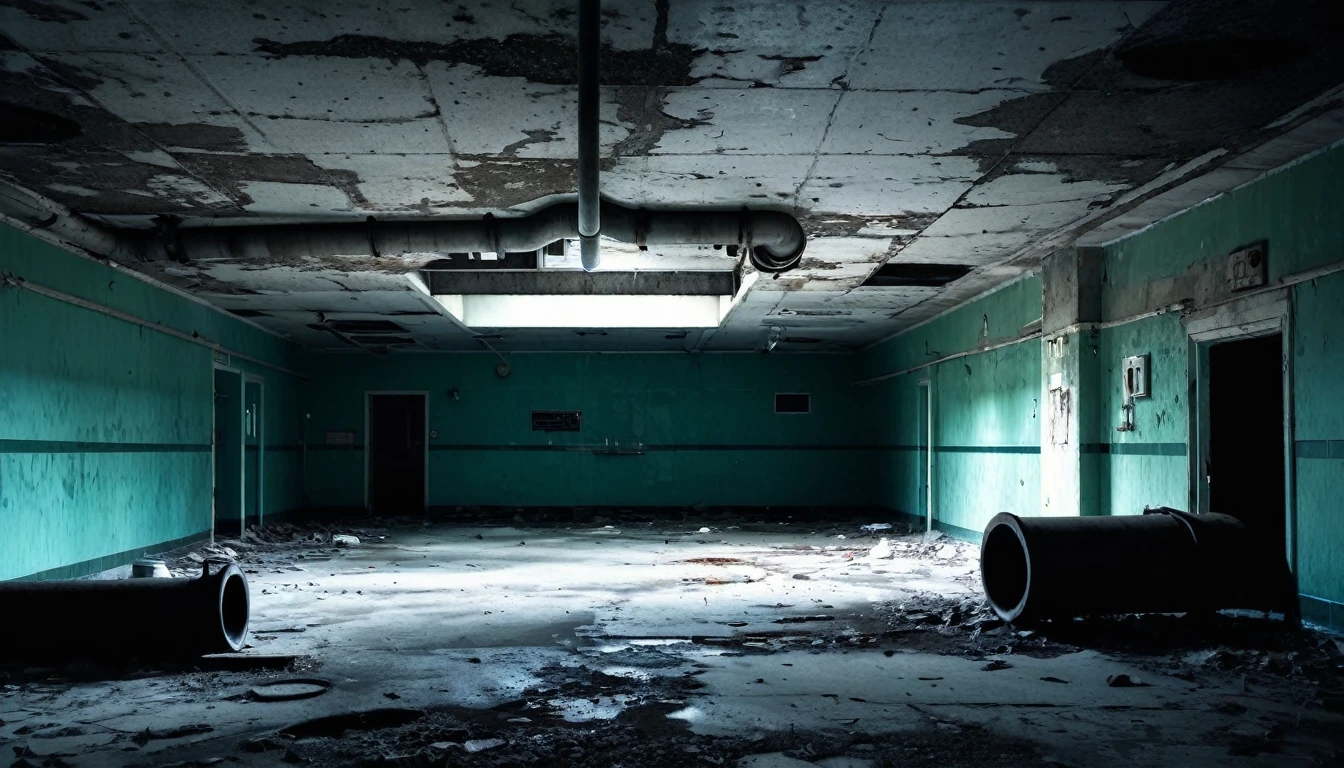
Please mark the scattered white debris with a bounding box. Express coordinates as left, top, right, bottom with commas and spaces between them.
429, 741, 461, 751
867, 538, 894, 560
835, 534, 846, 540
465, 738, 506, 753
861, 523, 892, 533
936, 544, 957, 559
698, 527, 712, 533
333, 535, 360, 547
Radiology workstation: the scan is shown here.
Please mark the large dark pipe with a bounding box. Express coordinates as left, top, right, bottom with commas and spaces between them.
981, 508, 1294, 623
577, 0, 601, 272
0, 561, 250, 660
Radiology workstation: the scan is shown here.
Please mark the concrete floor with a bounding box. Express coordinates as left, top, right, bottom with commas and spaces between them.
3, 517, 1342, 767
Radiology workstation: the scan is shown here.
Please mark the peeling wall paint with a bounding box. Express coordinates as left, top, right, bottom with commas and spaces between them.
1102, 142, 1344, 617
0, 223, 305, 580
861, 276, 1043, 538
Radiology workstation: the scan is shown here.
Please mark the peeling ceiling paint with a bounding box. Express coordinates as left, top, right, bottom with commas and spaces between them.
1, 0, 1342, 351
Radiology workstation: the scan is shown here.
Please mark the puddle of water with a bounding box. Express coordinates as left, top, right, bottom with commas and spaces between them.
548, 693, 638, 722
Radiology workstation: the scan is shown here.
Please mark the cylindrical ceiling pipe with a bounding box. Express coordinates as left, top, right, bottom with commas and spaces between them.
577, 0, 601, 272
980, 508, 1295, 624
123, 202, 806, 272
0, 561, 250, 660
0, 182, 121, 256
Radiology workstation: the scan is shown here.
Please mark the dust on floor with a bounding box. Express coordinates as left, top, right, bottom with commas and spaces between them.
2, 513, 1342, 767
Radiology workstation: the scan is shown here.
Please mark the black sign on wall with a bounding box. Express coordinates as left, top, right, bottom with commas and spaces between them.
531, 410, 582, 432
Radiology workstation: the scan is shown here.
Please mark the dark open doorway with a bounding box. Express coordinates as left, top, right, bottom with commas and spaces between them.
367, 393, 427, 515
1207, 334, 1285, 557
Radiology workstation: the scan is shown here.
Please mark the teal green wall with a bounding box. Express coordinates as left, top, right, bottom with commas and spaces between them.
301, 352, 873, 509
0, 224, 304, 580
862, 276, 1044, 538
1289, 271, 1344, 609
1093, 315, 1190, 516
1101, 142, 1344, 617
1102, 143, 1344, 306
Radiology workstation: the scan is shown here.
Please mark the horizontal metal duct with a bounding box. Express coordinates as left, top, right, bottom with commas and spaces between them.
134, 202, 805, 274
0, 178, 805, 274
423, 269, 737, 296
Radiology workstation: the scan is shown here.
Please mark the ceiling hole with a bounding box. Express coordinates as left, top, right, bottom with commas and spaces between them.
0, 103, 80, 144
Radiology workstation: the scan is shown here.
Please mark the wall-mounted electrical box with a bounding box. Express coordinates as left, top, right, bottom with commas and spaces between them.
1122, 355, 1150, 399
1227, 242, 1267, 292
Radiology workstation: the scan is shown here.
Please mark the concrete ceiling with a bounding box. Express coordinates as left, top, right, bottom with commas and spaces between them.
2, 0, 1342, 352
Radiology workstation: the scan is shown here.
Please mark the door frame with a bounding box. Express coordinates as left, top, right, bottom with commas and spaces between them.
244, 373, 265, 527
1185, 288, 1295, 572
363, 391, 430, 512
917, 378, 933, 533
212, 363, 245, 539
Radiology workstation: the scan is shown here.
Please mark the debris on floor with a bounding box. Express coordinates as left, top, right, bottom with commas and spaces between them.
5, 513, 1343, 768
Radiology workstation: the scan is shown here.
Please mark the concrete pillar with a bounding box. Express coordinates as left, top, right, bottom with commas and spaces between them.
1040, 246, 1104, 516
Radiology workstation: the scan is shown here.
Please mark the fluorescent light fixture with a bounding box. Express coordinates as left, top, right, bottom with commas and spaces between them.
434, 294, 732, 328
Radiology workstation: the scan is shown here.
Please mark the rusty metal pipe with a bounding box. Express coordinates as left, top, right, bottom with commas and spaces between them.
0, 561, 250, 660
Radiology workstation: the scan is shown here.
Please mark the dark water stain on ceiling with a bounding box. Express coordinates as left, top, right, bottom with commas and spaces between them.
252, 33, 705, 87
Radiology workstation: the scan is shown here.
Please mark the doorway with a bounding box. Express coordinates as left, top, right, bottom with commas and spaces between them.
366, 393, 427, 515
244, 378, 263, 528
213, 367, 244, 537
1206, 333, 1286, 556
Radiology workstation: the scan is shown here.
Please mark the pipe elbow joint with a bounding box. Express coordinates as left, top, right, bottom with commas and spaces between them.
747, 213, 806, 274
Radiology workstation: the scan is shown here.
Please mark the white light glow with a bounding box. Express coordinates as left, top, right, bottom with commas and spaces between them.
434, 294, 730, 328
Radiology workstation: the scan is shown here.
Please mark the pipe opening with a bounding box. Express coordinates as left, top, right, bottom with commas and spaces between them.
220, 571, 250, 651
982, 523, 1029, 619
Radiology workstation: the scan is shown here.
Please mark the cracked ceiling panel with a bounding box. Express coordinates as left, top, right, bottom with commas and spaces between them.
0, 0, 1341, 351
672, 1, 883, 89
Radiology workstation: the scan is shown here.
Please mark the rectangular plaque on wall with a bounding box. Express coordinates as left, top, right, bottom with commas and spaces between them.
531, 410, 581, 432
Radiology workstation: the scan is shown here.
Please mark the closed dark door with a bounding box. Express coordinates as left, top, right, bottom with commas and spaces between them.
1208, 334, 1285, 557
368, 394, 427, 515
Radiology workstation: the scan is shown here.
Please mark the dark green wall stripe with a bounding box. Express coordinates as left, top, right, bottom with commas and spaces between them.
423, 443, 1040, 453
9, 529, 211, 582
1295, 440, 1344, 459
0, 440, 211, 454
877, 445, 1039, 454
931, 445, 1039, 455
426, 444, 875, 452
1082, 442, 1187, 456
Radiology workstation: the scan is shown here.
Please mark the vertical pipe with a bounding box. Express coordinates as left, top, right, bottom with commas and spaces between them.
577, 0, 601, 271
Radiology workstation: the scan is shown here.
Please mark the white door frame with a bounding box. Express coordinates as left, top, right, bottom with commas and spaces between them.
244, 373, 265, 527
1185, 288, 1294, 572
364, 391, 430, 512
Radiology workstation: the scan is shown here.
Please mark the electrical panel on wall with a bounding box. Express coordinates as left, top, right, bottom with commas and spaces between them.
1122, 355, 1150, 399
1227, 242, 1267, 291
